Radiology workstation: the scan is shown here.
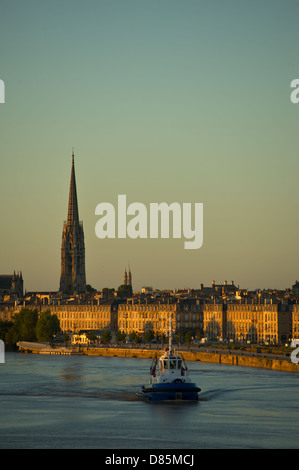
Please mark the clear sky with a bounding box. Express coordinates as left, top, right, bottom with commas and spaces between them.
0, 0, 298, 292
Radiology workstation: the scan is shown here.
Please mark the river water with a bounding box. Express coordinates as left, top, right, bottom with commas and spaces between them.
0, 352, 298, 449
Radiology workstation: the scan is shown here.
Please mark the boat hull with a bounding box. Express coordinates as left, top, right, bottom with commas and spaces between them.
137, 382, 201, 401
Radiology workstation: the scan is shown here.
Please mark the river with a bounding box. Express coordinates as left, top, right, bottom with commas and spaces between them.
0, 352, 298, 449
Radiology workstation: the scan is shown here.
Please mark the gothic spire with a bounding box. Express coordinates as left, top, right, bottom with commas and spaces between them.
123, 268, 127, 286
60, 149, 86, 294
67, 149, 79, 228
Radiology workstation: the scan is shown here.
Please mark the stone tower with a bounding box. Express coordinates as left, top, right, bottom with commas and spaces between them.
127, 267, 132, 287
123, 267, 132, 288
123, 268, 127, 286
59, 151, 86, 294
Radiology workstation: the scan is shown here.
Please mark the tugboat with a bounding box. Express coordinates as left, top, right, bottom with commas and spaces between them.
137, 316, 201, 401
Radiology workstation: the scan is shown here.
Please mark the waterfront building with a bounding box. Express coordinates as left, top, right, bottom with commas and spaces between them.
292, 304, 299, 340
0, 298, 118, 332
0, 281, 296, 346
202, 303, 226, 341
118, 298, 203, 338
203, 302, 291, 344
175, 298, 204, 334
118, 299, 176, 337
59, 151, 86, 295
50, 299, 119, 332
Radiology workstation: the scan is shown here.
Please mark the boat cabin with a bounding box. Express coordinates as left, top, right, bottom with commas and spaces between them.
150, 352, 188, 380
160, 355, 182, 371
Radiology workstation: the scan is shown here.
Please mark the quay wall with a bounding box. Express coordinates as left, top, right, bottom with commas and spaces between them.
83, 347, 299, 373
17, 343, 299, 373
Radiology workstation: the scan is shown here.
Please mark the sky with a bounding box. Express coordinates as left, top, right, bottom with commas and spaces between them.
0, 0, 298, 293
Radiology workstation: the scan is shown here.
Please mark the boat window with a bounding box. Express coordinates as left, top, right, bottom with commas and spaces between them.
170, 360, 177, 369
163, 360, 168, 369
178, 360, 182, 369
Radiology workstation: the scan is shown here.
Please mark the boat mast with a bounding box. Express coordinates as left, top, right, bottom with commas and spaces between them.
169, 315, 173, 355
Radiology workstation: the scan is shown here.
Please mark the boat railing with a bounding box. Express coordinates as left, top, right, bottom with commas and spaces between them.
179, 352, 189, 376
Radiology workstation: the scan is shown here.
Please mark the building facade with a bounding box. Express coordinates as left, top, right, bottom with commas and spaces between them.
59, 152, 86, 294
203, 302, 292, 344
292, 304, 299, 340
45, 300, 118, 332
0, 294, 296, 345
203, 303, 226, 341
118, 300, 177, 337
118, 298, 203, 338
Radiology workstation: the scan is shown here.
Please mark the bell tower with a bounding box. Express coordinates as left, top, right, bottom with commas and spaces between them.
59, 151, 86, 294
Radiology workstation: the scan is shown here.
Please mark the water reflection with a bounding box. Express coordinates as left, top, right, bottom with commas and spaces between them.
148, 400, 199, 425
1, 353, 299, 449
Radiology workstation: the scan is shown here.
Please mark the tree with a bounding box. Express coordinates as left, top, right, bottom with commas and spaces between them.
144, 329, 154, 344
160, 332, 167, 346
116, 330, 126, 343
0, 320, 13, 342
129, 331, 141, 345
102, 287, 115, 298
6, 308, 38, 343
63, 333, 70, 345
117, 284, 133, 298
86, 331, 97, 344
185, 331, 193, 347
175, 330, 184, 346
101, 330, 112, 344
36, 311, 60, 342
86, 284, 97, 294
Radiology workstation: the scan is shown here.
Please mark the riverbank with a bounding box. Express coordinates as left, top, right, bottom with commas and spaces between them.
83, 346, 299, 373
16, 342, 299, 373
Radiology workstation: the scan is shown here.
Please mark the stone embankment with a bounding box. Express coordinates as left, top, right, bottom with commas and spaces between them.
83, 347, 299, 373
17, 342, 299, 373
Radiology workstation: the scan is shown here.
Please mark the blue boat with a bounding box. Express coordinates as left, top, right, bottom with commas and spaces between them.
137, 316, 201, 401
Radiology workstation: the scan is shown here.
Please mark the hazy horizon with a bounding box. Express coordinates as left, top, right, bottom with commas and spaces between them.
1, 0, 298, 293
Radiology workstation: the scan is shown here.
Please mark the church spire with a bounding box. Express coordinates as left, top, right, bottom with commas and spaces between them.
60, 149, 86, 295
67, 149, 79, 228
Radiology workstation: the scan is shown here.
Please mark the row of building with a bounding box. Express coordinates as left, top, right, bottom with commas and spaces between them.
1, 291, 299, 345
